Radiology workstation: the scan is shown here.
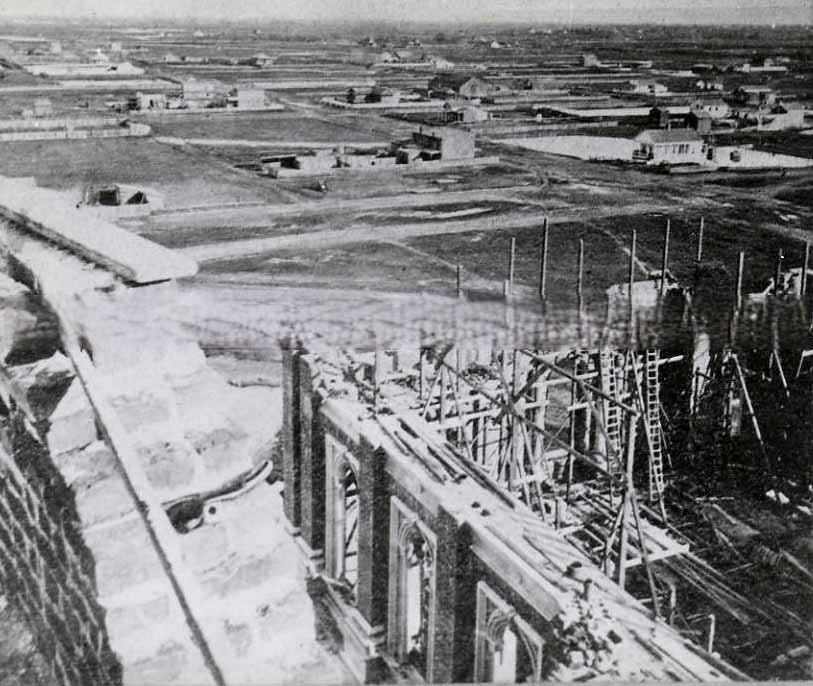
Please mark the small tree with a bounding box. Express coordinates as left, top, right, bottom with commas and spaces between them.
346, 88, 356, 104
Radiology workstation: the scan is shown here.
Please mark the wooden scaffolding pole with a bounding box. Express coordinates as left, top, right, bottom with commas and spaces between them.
660, 219, 671, 301
507, 236, 516, 297
628, 228, 637, 347
577, 238, 585, 322
731, 353, 771, 472
539, 216, 549, 301
774, 248, 784, 294
617, 410, 638, 589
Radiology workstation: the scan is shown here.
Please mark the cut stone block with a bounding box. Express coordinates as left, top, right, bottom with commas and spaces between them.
47, 379, 97, 456
137, 439, 199, 494
0, 273, 60, 365
84, 517, 167, 598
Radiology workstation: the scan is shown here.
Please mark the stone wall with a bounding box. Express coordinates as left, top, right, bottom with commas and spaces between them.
281, 350, 747, 685
0, 273, 216, 685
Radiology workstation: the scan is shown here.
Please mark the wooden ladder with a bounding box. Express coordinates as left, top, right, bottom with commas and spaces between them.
644, 349, 666, 508
599, 350, 624, 479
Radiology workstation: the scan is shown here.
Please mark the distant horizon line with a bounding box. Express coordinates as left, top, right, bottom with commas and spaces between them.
1, 14, 810, 28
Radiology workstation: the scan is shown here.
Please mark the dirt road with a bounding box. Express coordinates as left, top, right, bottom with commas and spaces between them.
181, 202, 679, 264
130, 186, 537, 232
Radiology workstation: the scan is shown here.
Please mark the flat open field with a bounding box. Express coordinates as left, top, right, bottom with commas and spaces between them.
0, 137, 294, 207
148, 112, 386, 143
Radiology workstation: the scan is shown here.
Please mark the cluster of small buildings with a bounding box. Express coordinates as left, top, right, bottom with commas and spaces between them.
13, 40, 144, 79
582, 53, 654, 70
22, 60, 144, 78
374, 51, 454, 71
133, 79, 274, 112
734, 57, 789, 74
646, 87, 806, 136
161, 52, 274, 67
256, 126, 477, 177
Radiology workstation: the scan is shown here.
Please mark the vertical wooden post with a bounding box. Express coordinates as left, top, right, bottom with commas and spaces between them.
456, 263, 463, 299
801, 242, 810, 297
438, 365, 446, 428
373, 349, 382, 408
577, 238, 585, 321
736, 251, 745, 311
696, 216, 704, 262
628, 229, 637, 345
730, 251, 745, 347
659, 219, 670, 300
774, 248, 784, 294
539, 216, 549, 301
617, 410, 637, 589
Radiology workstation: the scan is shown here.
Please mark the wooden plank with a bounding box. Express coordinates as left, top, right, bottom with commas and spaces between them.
0, 176, 198, 284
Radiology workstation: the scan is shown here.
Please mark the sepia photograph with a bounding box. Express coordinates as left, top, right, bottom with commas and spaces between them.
0, 0, 810, 684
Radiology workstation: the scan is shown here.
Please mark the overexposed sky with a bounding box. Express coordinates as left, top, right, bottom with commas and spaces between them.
0, 0, 809, 24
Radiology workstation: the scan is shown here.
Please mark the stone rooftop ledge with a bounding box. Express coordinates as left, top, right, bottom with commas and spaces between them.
0, 176, 198, 284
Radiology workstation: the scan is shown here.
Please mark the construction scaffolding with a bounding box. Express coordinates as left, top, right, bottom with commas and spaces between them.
408, 346, 684, 599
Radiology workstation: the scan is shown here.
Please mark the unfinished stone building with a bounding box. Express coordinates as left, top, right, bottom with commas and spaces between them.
280, 227, 813, 682
0, 174, 811, 685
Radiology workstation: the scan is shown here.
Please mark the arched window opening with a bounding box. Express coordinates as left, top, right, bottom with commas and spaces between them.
388, 497, 437, 682
325, 437, 360, 605
340, 463, 359, 597
474, 581, 544, 683
403, 528, 434, 676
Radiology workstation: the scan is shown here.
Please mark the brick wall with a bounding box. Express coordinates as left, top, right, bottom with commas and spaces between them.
281, 346, 302, 529
0, 416, 122, 686
298, 354, 325, 552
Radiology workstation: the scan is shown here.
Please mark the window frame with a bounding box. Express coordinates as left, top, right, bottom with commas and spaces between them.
474, 581, 545, 683
387, 495, 438, 682
324, 435, 360, 600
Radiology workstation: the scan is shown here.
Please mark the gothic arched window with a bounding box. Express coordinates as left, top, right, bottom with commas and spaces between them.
325, 437, 360, 604
474, 581, 544, 683
388, 497, 437, 682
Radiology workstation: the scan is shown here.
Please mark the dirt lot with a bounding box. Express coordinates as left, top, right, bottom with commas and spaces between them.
148, 111, 385, 143
0, 137, 294, 207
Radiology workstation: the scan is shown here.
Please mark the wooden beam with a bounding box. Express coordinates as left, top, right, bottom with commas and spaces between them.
439, 360, 615, 477
629, 228, 637, 344
735, 251, 745, 311
539, 216, 549, 300
774, 248, 784, 294
520, 350, 640, 415
577, 238, 585, 321
456, 263, 463, 299
660, 219, 670, 301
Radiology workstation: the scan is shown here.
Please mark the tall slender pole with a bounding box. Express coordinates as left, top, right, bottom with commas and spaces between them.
696, 216, 704, 262
618, 410, 637, 589
508, 236, 516, 296
774, 248, 784, 294
660, 218, 671, 301
539, 216, 549, 301
628, 229, 637, 346
801, 242, 810, 298
456, 263, 463, 299
736, 251, 745, 311
577, 238, 585, 321
731, 251, 745, 346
